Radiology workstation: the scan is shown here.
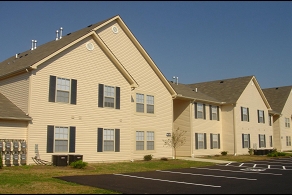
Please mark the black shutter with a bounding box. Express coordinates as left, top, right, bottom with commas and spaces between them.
194, 103, 197, 119
69, 126, 76, 153
258, 134, 261, 148
115, 129, 120, 152
264, 135, 266, 147
98, 84, 104, 108
204, 133, 207, 149
195, 133, 198, 149
209, 105, 212, 120
257, 110, 260, 123
203, 104, 206, 119
218, 134, 220, 149
47, 125, 54, 153
247, 108, 249, 122
116, 87, 120, 109
263, 111, 265, 123
49, 76, 56, 102
70, 79, 77, 105
242, 134, 244, 148
248, 134, 250, 148
210, 133, 213, 149
217, 106, 220, 121
97, 128, 103, 152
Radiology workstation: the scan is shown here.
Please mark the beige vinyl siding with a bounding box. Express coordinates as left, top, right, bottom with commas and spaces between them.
0, 121, 28, 140
192, 103, 222, 156
221, 104, 236, 154
173, 99, 191, 157
0, 73, 29, 113
279, 90, 292, 151
26, 36, 133, 164
98, 22, 173, 159
272, 115, 281, 150
235, 80, 273, 154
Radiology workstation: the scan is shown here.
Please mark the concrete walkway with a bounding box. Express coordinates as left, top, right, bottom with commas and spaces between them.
177, 157, 234, 164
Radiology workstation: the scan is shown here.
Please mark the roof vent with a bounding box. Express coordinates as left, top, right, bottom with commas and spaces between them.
15, 54, 18, 58
56, 30, 59, 40
112, 26, 118, 34
87, 24, 92, 27
220, 81, 224, 83
172, 76, 178, 85
34, 40, 37, 49
31, 40, 34, 50
59, 27, 63, 39
67, 33, 71, 36
276, 88, 278, 90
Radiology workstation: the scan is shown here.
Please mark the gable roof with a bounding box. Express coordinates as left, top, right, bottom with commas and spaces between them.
262, 85, 292, 114
0, 15, 138, 88
187, 75, 271, 108
0, 92, 32, 121
168, 81, 223, 104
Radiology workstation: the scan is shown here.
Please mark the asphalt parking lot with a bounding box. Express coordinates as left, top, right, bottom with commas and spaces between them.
56, 157, 292, 194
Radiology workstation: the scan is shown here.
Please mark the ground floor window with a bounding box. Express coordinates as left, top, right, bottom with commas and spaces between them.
195, 133, 206, 149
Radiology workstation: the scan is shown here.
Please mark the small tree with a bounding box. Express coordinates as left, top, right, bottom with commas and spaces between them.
163, 127, 187, 159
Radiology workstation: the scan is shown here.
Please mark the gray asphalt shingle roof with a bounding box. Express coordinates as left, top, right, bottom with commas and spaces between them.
0, 93, 31, 121
0, 15, 116, 78
262, 86, 292, 114
186, 75, 254, 104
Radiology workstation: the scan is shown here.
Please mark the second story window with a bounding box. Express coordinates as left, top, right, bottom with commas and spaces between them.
285, 118, 290, 128
98, 84, 120, 109
136, 93, 155, 114
241, 107, 249, 122
49, 75, 77, 104
257, 110, 265, 123
195, 103, 206, 119
210, 105, 219, 121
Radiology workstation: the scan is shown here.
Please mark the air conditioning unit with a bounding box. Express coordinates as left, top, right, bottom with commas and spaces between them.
52, 155, 68, 166
68, 154, 83, 165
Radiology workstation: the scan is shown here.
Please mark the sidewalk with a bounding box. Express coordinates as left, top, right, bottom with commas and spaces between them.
177, 156, 234, 164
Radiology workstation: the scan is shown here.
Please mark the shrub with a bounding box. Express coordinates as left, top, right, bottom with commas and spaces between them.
160, 157, 168, 161
248, 148, 254, 155
69, 160, 88, 169
143, 154, 153, 161
0, 153, 2, 169
221, 151, 228, 156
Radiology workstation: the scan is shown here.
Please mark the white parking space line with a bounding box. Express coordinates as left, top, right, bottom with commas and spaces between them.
114, 173, 221, 188
157, 170, 256, 180
192, 167, 282, 175
223, 162, 292, 170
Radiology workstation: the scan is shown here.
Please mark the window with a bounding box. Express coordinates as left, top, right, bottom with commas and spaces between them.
210, 133, 220, 149
146, 95, 154, 114
97, 128, 120, 152
194, 103, 206, 119
195, 133, 207, 149
136, 93, 155, 114
241, 107, 249, 122
242, 134, 250, 148
103, 129, 114, 151
269, 136, 273, 147
49, 75, 77, 104
135, 131, 155, 151
98, 84, 120, 109
286, 136, 291, 146
259, 134, 266, 148
209, 105, 219, 121
285, 118, 290, 128
257, 110, 265, 123
46, 125, 76, 153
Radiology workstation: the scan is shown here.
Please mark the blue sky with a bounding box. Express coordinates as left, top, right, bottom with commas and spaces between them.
0, 1, 291, 88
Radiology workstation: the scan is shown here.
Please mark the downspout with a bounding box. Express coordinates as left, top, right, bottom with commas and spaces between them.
190, 100, 194, 158
233, 104, 237, 156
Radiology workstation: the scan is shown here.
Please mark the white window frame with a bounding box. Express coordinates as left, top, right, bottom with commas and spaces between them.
243, 134, 249, 148
258, 110, 264, 123
146, 95, 154, 114
136, 93, 144, 113
136, 93, 155, 114
136, 131, 155, 150
259, 134, 266, 148
242, 107, 248, 121
286, 136, 291, 146
103, 129, 115, 151
211, 134, 218, 149
198, 133, 205, 149
56, 77, 70, 103
54, 126, 69, 152
211, 106, 218, 120
197, 103, 204, 119
285, 118, 290, 128
104, 85, 115, 108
